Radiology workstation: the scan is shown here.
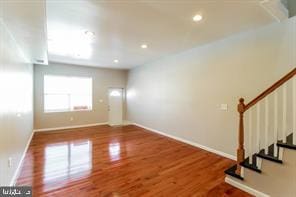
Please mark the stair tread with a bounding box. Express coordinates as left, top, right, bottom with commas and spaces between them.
224, 164, 244, 180
240, 155, 261, 173
256, 149, 283, 163
226, 134, 295, 179
277, 133, 296, 150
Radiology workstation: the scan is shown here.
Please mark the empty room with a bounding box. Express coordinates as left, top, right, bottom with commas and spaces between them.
0, 0, 296, 196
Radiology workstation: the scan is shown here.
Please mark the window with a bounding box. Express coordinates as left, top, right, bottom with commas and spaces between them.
44, 75, 92, 112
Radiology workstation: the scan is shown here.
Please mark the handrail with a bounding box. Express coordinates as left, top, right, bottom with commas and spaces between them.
244, 67, 296, 112
235, 67, 296, 175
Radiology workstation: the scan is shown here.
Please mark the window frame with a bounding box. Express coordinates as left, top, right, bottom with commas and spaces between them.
43, 75, 93, 113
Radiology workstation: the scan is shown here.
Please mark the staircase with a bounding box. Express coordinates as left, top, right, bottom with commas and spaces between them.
225, 67, 296, 197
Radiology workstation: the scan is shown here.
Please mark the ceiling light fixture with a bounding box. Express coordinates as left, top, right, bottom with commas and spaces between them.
141, 44, 148, 49
193, 14, 203, 22
114, 59, 119, 63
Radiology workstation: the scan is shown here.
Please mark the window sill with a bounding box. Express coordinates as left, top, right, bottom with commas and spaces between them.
44, 109, 93, 113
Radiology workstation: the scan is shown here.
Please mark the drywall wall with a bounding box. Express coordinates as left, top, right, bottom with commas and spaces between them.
34, 63, 127, 130
127, 16, 296, 157
0, 20, 33, 185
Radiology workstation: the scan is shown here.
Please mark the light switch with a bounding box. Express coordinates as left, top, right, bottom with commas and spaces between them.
220, 104, 228, 111
99, 99, 103, 103
8, 157, 13, 168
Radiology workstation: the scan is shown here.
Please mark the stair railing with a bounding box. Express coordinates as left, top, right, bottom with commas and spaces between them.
236, 67, 296, 174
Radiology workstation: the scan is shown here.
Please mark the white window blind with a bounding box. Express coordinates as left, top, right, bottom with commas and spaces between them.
44, 75, 92, 112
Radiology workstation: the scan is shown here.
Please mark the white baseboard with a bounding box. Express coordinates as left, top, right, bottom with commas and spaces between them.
225, 177, 270, 197
133, 123, 236, 161
123, 120, 133, 126
33, 122, 108, 132
10, 130, 35, 186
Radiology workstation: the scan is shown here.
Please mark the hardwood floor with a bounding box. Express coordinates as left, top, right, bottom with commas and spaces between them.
17, 125, 252, 196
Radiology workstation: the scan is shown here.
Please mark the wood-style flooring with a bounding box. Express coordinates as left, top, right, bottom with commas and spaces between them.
17, 125, 252, 196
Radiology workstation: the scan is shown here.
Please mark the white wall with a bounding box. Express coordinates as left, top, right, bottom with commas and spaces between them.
34, 62, 127, 130
0, 19, 33, 185
127, 17, 296, 157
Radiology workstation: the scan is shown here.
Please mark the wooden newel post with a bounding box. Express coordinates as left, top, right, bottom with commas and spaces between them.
236, 98, 245, 174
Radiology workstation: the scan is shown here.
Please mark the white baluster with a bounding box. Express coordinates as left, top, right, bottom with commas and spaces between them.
249, 110, 253, 164
283, 84, 287, 143
293, 77, 296, 144
264, 98, 269, 154
256, 104, 261, 167
274, 91, 278, 157
256, 104, 261, 153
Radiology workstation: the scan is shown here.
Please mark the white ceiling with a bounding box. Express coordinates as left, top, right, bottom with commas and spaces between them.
46, 0, 279, 69
0, 0, 48, 64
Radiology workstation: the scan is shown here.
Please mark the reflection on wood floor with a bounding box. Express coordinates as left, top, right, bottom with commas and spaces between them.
17, 125, 252, 196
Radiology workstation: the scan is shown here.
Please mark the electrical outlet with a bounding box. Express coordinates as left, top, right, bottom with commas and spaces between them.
8, 157, 13, 168
70, 117, 74, 121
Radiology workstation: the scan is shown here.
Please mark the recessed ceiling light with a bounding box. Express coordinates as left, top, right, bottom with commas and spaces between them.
141, 44, 148, 49
84, 30, 95, 37
193, 14, 203, 22
114, 59, 119, 63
